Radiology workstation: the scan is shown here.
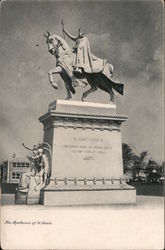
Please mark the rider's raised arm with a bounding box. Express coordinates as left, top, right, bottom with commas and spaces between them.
63, 29, 77, 41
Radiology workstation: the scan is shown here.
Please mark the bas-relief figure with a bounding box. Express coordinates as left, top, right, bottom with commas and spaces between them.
17, 143, 51, 193
44, 24, 124, 102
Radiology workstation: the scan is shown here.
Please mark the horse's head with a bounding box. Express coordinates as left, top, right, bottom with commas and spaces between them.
44, 31, 59, 55
44, 31, 71, 56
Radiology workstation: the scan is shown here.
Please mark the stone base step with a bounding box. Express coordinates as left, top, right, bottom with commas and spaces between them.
40, 188, 136, 206
15, 190, 41, 205
15, 191, 27, 205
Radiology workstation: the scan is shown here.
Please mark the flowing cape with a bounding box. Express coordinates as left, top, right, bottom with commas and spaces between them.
76, 36, 106, 73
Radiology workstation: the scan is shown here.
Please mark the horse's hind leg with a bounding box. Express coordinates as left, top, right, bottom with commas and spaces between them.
109, 86, 115, 103
81, 85, 97, 101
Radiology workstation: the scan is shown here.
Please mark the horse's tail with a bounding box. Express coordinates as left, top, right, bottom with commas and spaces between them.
101, 64, 124, 95
112, 82, 124, 95
101, 72, 124, 95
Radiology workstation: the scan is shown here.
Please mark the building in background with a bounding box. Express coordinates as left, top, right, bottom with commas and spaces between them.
0, 155, 30, 184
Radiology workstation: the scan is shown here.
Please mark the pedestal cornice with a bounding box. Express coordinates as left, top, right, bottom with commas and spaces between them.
39, 111, 127, 131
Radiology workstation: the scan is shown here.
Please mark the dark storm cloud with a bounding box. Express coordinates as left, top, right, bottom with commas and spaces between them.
0, 0, 164, 161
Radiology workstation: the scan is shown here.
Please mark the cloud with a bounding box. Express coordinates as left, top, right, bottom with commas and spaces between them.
120, 38, 143, 64
153, 46, 163, 61
18, 61, 46, 82
138, 46, 163, 83
88, 32, 161, 82
88, 33, 115, 60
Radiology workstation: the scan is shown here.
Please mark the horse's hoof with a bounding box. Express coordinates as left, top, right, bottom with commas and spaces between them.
65, 97, 71, 100
51, 82, 58, 89
110, 100, 115, 103
81, 94, 86, 102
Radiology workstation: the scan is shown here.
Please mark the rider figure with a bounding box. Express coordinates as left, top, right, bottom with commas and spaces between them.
62, 27, 87, 74
62, 26, 108, 76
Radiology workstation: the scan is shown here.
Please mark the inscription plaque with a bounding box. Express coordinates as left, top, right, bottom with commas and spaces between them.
52, 127, 123, 179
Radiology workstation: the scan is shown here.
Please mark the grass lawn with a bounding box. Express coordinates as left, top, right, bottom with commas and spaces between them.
130, 182, 164, 196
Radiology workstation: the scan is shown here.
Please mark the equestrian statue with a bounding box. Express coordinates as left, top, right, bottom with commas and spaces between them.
44, 22, 124, 102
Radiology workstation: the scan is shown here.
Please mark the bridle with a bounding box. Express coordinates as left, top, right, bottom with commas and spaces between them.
50, 36, 66, 56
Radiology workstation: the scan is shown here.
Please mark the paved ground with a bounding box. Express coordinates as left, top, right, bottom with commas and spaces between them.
1, 195, 164, 249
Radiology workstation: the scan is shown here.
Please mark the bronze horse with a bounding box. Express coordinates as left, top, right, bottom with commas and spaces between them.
44, 31, 124, 102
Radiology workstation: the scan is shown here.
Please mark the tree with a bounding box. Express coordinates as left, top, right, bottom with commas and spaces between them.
139, 151, 150, 169
122, 143, 136, 172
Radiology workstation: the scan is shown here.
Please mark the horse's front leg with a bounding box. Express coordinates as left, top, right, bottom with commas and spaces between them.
48, 66, 62, 89
64, 82, 72, 100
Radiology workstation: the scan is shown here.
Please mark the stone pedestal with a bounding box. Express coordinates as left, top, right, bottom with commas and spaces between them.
39, 100, 136, 205
15, 175, 41, 205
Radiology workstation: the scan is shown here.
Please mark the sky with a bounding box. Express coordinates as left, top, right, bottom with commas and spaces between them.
0, 0, 164, 162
